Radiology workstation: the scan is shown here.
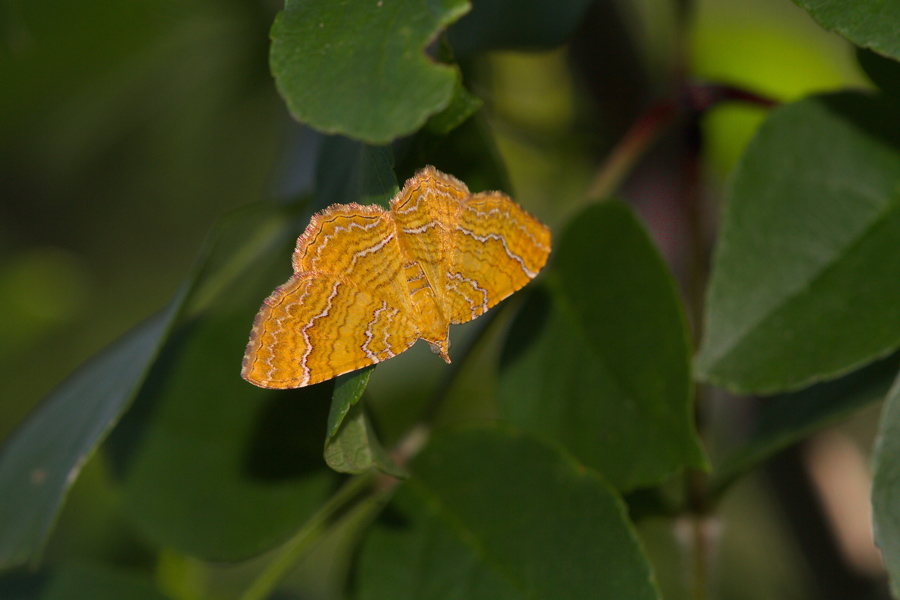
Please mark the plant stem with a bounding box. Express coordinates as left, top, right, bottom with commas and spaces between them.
586, 100, 678, 201
692, 518, 708, 600
588, 82, 777, 204
677, 81, 775, 600
237, 470, 383, 600
686, 474, 713, 600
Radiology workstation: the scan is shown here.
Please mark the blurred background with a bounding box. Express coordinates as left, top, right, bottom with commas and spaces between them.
0, 0, 881, 598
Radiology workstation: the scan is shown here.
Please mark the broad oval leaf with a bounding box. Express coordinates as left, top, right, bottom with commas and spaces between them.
499, 201, 705, 491
872, 369, 900, 597
355, 427, 660, 600
696, 92, 900, 393
270, 0, 470, 144
795, 0, 900, 61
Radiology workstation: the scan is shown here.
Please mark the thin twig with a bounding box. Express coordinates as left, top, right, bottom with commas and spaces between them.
238, 471, 387, 600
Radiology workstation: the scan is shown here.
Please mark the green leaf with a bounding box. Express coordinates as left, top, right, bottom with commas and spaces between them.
40, 563, 171, 600
696, 92, 900, 393
394, 111, 510, 195
0, 296, 183, 568
113, 204, 339, 560
355, 427, 660, 600
0, 569, 44, 599
794, 0, 900, 61
0, 563, 170, 600
425, 79, 482, 135
324, 401, 406, 477
270, 0, 470, 144
315, 140, 399, 209
326, 368, 376, 441
499, 201, 705, 491
422, 38, 482, 135
872, 369, 900, 597
325, 368, 406, 476
857, 48, 900, 99
447, 0, 594, 56
712, 351, 900, 496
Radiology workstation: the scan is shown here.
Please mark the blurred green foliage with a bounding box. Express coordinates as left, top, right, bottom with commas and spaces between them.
0, 0, 284, 439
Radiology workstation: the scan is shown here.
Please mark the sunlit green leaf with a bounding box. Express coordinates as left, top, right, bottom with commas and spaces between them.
696, 92, 900, 393
325, 369, 406, 477
270, 0, 470, 143
794, 0, 900, 61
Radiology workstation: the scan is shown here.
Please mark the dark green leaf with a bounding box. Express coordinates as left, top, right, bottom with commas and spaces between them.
0, 568, 46, 599
794, 0, 900, 61
315, 140, 399, 209
358, 146, 400, 208
500, 201, 705, 491
113, 204, 339, 560
327, 368, 376, 441
325, 368, 406, 477
355, 427, 660, 600
40, 563, 171, 600
696, 92, 900, 393
394, 112, 510, 195
712, 351, 900, 495
425, 80, 482, 135
324, 401, 406, 477
447, 0, 594, 56
872, 370, 900, 597
423, 38, 481, 135
0, 564, 170, 600
270, 0, 470, 143
0, 298, 182, 568
857, 47, 900, 99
